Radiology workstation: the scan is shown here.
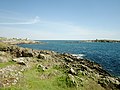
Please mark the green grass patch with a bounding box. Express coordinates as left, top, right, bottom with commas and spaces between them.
0, 61, 16, 68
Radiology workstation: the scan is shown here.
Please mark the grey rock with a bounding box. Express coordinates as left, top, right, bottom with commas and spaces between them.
37, 54, 52, 60
37, 64, 47, 71
68, 74, 78, 87
13, 58, 26, 65
64, 57, 73, 62
70, 68, 76, 75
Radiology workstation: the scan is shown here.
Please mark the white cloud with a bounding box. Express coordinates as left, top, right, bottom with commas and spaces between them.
0, 16, 40, 25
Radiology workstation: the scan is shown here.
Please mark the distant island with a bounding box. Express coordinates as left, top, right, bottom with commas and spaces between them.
81, 39, 120, 43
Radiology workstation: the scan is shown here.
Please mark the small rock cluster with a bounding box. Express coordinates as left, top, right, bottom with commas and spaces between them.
0, 65, 25, 87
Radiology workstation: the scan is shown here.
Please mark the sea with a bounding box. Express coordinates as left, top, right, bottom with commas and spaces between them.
18, 40, 120, 77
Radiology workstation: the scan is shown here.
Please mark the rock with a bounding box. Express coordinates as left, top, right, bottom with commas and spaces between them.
68, 74, 78, 87
63, 53, 70, 56
37, 64, 47, 71
70, 68, 76, 75
80, 64, 92, 72
0, 56, 8, 63
37, 64, 47, 72
98, 77, 120, 90
98, 78, 108, 87
37, 54, 52, 60
107, 76, 120, 85
64, 57, 73, 62
40, 50, 57, 55
13, 58, 26, 65
0, 51, 6, 56
21, 49, 33, 57
0, 65, 25, 87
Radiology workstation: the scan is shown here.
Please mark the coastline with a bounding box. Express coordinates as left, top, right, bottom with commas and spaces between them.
0, 38, 120, 90
80, 39, 120, 43
0, 37, 40, 45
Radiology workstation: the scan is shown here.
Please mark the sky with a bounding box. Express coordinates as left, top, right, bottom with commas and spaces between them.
0, 0, 120, 40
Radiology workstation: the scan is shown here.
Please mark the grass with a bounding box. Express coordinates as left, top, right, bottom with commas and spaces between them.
0, 65, 77, 90
0, 61, 16, 68
0, 64, 105, 90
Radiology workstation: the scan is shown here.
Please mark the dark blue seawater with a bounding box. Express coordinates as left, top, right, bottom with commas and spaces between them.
18, 40, 120, 76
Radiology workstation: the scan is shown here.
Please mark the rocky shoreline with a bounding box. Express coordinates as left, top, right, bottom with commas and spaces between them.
0, 37, 40, 45
0, 39, 120, 90
81, 39, 120, 43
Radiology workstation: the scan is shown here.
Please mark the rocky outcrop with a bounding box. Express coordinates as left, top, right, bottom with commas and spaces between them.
0, 37, 40, 45
81, 39, 120, 43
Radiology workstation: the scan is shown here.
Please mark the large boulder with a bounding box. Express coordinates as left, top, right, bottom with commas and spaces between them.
12, 58, 26, 65
21, 49, 34, 57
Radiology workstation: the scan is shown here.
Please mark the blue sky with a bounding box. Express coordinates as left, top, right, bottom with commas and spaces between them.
0, 0, 120, 40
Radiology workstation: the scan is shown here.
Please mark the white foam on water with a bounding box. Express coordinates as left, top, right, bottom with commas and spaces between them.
71, 54, 85, 59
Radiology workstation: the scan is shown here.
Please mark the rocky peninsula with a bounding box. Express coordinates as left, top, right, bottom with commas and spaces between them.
81, 39, 120, 43
0, 37, 40, 45
0, 38, 120, 90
